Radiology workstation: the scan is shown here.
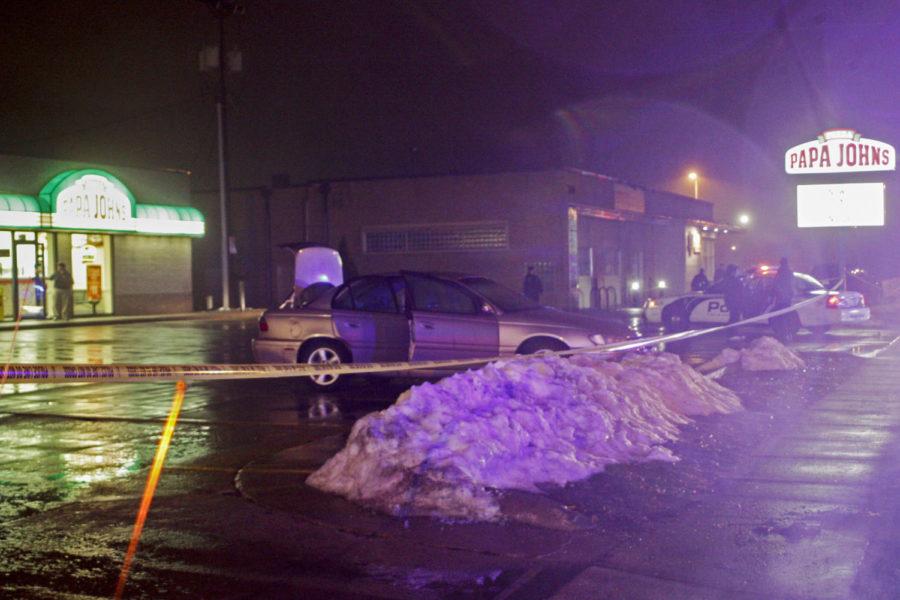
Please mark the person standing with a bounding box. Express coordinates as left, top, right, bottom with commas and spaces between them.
691, 268, 709, 292
522, 266, 543, 303
50, 262, 74, 320
722, 264, 744, 324
772, 257, 794, 309
769, 256, 799, 341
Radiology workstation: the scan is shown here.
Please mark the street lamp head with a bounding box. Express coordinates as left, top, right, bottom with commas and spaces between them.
738, 213, 750, 225
687, 171, 698, 181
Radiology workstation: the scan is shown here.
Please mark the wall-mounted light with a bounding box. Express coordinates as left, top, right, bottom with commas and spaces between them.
657, 280, 667, 289
630, 280, 641, 292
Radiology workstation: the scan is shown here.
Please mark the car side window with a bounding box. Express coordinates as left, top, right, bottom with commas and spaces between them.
406, 275, 479, 314
332, 277, 399, 313
332, 285, 354, 310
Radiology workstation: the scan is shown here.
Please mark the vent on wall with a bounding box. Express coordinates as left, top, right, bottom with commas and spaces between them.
364, 222, 509, 254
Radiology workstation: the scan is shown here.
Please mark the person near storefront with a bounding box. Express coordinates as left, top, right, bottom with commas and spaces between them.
50, 262, 74, 320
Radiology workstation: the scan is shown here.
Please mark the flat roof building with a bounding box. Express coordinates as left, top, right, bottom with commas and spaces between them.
208, 168, 736, 311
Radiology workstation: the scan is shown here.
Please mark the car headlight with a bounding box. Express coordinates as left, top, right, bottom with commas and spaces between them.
589, 334, 606, 345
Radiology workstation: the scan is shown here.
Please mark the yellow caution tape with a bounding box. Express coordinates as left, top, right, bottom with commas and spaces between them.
0, 293, 826, 384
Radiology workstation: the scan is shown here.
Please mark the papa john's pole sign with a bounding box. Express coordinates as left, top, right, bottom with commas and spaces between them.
785, 129, 895, 174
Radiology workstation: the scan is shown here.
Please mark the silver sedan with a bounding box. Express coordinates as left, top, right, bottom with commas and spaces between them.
252, 272, 632, 388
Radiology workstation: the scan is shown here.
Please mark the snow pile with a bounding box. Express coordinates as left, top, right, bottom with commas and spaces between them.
306, 352, 741, 522
701, 336, 806, 372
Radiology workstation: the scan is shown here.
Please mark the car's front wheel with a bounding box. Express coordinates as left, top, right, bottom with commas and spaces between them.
298, 340, 349, 390
517, 337, 569, 355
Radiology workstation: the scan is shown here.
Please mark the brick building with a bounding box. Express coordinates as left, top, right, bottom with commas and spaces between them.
195, 169, 736, 310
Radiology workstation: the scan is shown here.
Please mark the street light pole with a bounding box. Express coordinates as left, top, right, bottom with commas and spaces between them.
687, 171, 699, 199
216, 9, 231, 309
198, 0, 242, 309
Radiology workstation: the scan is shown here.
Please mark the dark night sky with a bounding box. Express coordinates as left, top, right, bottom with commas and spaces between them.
0, 0, 897, 265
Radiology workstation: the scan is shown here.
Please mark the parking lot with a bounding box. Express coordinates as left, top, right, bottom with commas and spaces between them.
1, 314, 899, 598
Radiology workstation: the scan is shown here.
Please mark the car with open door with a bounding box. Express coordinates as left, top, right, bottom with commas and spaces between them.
253, 271, 633, 389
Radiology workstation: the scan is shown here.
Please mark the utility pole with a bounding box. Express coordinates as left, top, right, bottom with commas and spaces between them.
199, 0, 243, 309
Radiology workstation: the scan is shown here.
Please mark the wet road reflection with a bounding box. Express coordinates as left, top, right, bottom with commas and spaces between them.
0, 318, 402, 521
0, 317, 894, 523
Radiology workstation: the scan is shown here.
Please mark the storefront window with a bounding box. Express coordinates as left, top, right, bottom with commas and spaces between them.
0, 232, 11, 318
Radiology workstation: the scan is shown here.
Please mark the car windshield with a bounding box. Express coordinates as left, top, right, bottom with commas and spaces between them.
458, 277, 540, 312
795, 272, 825, 292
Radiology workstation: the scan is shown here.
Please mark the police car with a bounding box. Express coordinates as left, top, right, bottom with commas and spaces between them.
643, 267, 870, 334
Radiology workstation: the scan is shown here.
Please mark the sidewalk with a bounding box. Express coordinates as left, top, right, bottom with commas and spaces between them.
0, 308, 264, 331
238, 352, 900, 599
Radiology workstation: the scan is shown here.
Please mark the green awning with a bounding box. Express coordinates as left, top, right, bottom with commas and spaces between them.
136, 204, 204, 222
0, 194, 46, 229
0, 194, 47, 212
134, 203, 205, 237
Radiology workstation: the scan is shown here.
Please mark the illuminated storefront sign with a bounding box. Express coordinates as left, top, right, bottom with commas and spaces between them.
785, 129, 895, 174
0, 168, 208, 237
50, 172, 135, 231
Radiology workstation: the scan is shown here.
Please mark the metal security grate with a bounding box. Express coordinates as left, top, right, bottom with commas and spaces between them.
364, 222, 508, 253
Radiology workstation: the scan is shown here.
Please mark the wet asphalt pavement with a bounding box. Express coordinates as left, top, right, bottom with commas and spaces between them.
1, 315, 899, 598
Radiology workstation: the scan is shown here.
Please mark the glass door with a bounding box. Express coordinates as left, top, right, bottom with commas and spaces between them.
13, 233, 47, 318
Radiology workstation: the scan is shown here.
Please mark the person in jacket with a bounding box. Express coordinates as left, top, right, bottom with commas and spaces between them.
722, 264, 744, 324
772, 257, 794, 309
691, 268, 710, 292
50, 262, 74, 320
522, 266, 543, 303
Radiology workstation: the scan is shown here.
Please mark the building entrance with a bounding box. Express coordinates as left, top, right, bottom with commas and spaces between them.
12, 232, 50, 318
67, 233, 113, 316
0, 231, 53, 319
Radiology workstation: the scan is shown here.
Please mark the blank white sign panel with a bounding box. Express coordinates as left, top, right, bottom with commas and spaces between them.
797, 182, 885, 228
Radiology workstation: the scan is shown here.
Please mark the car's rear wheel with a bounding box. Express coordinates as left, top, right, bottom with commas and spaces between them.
298, 340, 349, 390
661, 305, 689, 332
517, 337, 569, 355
